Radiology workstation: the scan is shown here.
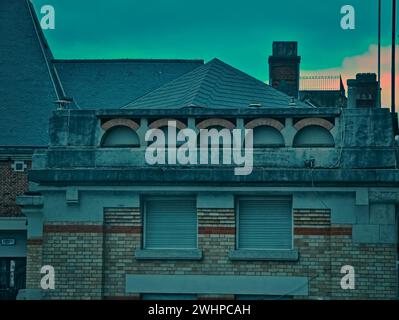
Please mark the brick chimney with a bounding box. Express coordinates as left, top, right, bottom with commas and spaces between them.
268, 41, 301, 98
347, 73, 379, 108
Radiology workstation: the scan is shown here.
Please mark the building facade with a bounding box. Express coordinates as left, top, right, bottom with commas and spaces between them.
1, 0, 399, 301
17, 59, 399, 300
0, 0, 202, 300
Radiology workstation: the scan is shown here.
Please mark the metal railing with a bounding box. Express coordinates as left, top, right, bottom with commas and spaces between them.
300, 75, 342, 91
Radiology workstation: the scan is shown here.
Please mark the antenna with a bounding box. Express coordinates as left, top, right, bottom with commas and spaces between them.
184, 103, 204, 109
392, 0, 396, 115
53, 97, 73, 110
378, 0, 382, 107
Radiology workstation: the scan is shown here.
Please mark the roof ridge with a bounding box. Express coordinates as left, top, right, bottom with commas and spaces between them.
211, 58, 287, 97
120, 60, 211, 109
0, 0, 60, 146
184, 59, 219, 107
192, 59, 229, 107
53, 59, 205, 64
28, 0, 65, 100
123, 58, 310, 110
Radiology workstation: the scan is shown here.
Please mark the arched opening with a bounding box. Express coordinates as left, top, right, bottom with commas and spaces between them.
196, 119, 235, 130
147, 126, 184, 147
147, 119, 186, 147
252, 126, 285, 148
293, 125, 335, 147
198, 125, 232, 148
101, 126, 140, 148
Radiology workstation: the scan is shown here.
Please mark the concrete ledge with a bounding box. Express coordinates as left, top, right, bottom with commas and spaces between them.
126, 275, 308, 296
229, 249, 299, 261
66, 187, 79, 205
16, 289, 44, 300
352, 225, 380, 243
135, 249, 203, 261
369, 190, 399, 203
197, 193, 234, 209
0, 217, 27, 230
16, 195, 43, 207
96, 107, 342, 117
29, 168, 399, 186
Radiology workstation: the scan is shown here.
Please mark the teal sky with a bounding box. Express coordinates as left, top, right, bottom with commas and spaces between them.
32, 0, 398, 105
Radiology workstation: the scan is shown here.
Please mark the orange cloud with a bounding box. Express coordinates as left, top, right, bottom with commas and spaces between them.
303, 44, 399, 108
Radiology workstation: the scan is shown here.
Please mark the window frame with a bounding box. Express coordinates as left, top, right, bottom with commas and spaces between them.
251, 126, 285, 148
293, 125, 335, 148
100, 125, 141, 148
11, 161, 26, 172
235, 196, 294, 251
143, 196, 198, 250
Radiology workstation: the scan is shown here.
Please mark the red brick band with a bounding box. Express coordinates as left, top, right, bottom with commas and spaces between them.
43, 225, 141, 233
102, 118, 140, 131
294, 118, 334, 131
27, 238, 43, 245
294, 227, 352, 236
330, 227, 352, 236
104, 226, 141, 234
44, 224, 142, 234
44, 225, 103, 233
43, 225, 351, 236
199, 227, 235, 235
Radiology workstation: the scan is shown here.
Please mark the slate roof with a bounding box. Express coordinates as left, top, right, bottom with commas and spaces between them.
124, 58, 310, 109
0, 0, 306, 148
0, 0, 58, 147
0, 0, 203, 147
53, 59, 204, 109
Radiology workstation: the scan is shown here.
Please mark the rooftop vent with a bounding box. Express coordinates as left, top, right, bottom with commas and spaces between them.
289, 97, 297, 106
184, 104, 204, 109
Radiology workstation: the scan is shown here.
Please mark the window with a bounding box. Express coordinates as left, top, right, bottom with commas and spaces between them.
293, 126, 334, 147
11, 161, 26, 172
198, 125, 232, 148
0, 258, 26, 300
196, 125, 233, 165
252, 126, 285, 148
144, 198, 197, 249
101, 126, 140, 148
237, 197, 292, 250
158, 126, 184, 147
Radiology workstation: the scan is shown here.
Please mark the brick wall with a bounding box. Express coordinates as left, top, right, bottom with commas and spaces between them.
41, 223, 104, 299
103, 208, 140, 299
329, 238, 397, 299
26, 239, 43, 289
0, 160, 30, 217
31, 207, 398, 300
269, 61, 300, 97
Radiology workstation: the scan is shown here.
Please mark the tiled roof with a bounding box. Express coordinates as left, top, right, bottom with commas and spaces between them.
0, 0, 58, 147
124, 58, 310, 109
53, 59, 204, 109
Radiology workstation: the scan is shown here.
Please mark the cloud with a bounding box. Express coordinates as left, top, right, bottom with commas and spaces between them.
303, 44, 399, 108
